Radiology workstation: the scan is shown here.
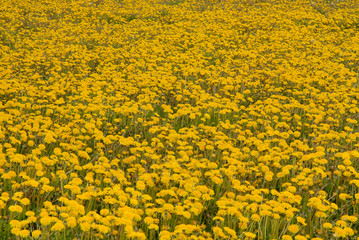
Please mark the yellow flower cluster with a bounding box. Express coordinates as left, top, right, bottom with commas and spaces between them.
1, 0, 359, 239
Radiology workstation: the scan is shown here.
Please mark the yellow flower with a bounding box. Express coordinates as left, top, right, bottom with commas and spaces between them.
336, 220, 347, 227
163, 203, 174, 212
20, 198, 30, 205
212, 227, 226, 238
51, 221, 65, 231
53, 148, 62, 155
9, 205, 23, 213
294, 235, 307, 240
333, 227, 346, 238
183, 211, 191, 219
251, 213, 261, 222
80, 222, 91, 232
339, 193, 352, 201
10, 220, 21, 228
11, 228, 21, 236
40, 216, 52, 226
98, 225, 110, 234
28, 140, 35, 147
136, 180, 146, 190
287, 224, 300, 234
265, 172, 273, 181
148, 224, 159, 231
259, 210, 272, 217
19, 229, 30, 238
323, 222, 333, 229
282, 235, 293, 240
244, 231, 256, 239
100, 209, 110, 216
223, 227, 236, 238
25, 211, 35, 217
32, 230, 41, 239
343, 227, 354, 236
67, 217, 77, 228
345, 216, 358, 223
296, 216, 306, 226
159, 230, 171, 240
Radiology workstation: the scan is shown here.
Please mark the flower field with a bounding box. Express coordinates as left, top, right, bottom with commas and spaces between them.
1, 0, 359, 239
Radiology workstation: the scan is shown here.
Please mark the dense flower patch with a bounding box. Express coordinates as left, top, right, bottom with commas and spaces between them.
1, 0, 359, 239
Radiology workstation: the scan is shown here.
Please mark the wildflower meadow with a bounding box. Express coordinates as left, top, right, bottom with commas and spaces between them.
1, 0, 359, 239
